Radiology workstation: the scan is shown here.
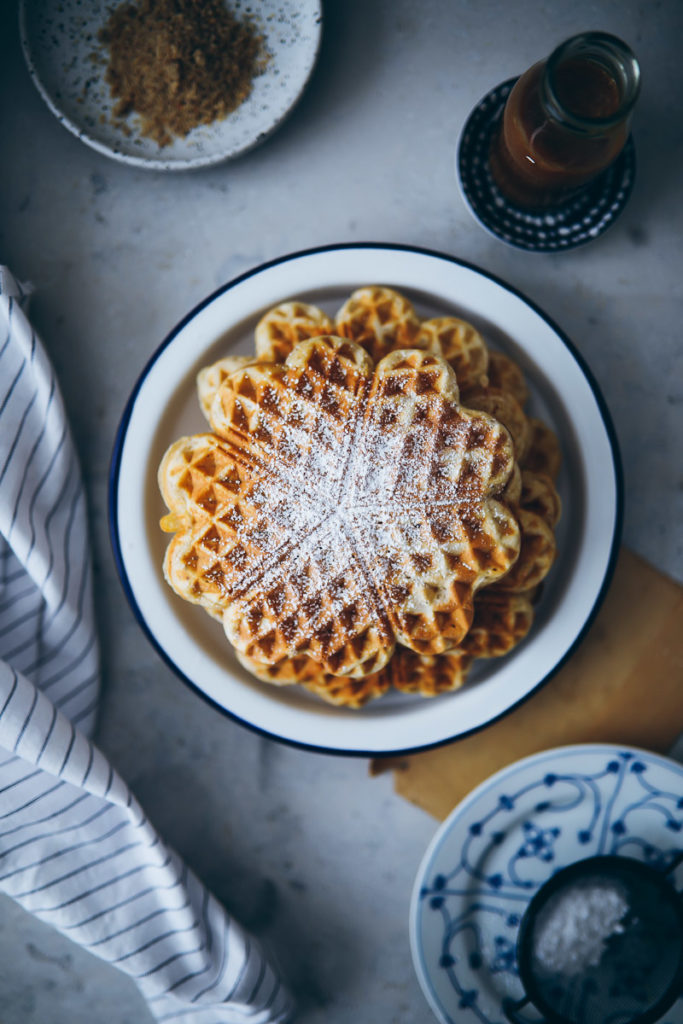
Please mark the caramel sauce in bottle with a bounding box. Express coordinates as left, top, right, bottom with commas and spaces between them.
490, 33, 640, 209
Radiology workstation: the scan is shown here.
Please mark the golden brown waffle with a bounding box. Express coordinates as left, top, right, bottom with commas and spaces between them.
461, 385, 530, 463
197, 356, 260, 421
254, 301, 333, 364
160, 335, 521, 678
334, 286, 422, 362
458, 590, 534, 659
159, 432, 268, 620
235, 649, 390, 707
389, 648, 473, 697
237, 593, 530, 702
501, 462, 522, 506
492, 508, 557, 593
234, 649, 297, 686
302, 672, 391, 707
237, 645, 468, 704
176, 287, 567, 706
520, 470, 562, 528
236, 589, 531, 705
418, 317, 489, 391
485, 350, 530, 406
522, 417, 562, 479
160, 427, 395, 676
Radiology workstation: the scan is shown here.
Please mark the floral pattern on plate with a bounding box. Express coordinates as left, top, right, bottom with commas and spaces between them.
410, 744, 683, 1024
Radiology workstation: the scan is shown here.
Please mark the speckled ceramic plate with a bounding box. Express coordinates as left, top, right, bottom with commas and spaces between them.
410, 744, 683, 1024
19, 0, 322, 170
109, 243, 622, 756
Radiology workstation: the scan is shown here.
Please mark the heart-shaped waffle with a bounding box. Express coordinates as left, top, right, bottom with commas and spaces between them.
491, 507, 557, 593
522, 417, 563, 479
519, 470, 562, 528
485, 350, 529, 406
235, 645, 469, 705
458, 589, 534, 659
234, 586, 534, 707
461, 385, 531, 463
418, 316, 489, 391
160, 336, 520, 678
234, 648, 390, 708
254, 301, 333, 364
197, 356, 260, 421
334, 286, 423, 362
236, 585, 532, 705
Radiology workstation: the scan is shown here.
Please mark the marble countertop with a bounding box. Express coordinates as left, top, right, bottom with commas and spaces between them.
1, 1, 681, 1021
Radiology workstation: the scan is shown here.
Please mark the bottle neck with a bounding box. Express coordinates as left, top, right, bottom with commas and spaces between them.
539, 32, 640, 136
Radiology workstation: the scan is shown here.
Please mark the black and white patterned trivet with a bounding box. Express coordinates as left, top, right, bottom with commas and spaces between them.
457, 79, 636, 253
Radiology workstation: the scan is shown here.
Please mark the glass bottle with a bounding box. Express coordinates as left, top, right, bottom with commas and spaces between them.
489, 32, 641, 209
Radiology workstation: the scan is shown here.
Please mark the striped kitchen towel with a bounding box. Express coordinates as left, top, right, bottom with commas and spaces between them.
0, 266, 293, 1023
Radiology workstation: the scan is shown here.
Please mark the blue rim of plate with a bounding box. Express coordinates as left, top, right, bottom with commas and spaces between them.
457, 79, 637, 252
108, 242, 623, 758
409, 743, 683, 1024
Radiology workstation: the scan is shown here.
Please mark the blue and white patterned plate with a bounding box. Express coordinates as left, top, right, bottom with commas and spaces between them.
410, 744, 683, 1024
19, 0, 322, 170
456, 80, 636, 252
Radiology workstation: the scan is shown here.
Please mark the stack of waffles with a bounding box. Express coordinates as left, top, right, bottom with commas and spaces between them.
158, 287, 562, 708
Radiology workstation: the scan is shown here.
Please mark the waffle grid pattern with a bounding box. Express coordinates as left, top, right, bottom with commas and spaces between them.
159, 286, 563, 706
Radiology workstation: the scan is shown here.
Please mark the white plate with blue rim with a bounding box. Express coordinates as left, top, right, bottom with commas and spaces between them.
109, 242, 622, 756
19, 0, 322, 170
410, 743, 683, 1024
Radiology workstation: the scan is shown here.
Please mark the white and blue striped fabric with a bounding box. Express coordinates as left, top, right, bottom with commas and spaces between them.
0, 266, 292, 1023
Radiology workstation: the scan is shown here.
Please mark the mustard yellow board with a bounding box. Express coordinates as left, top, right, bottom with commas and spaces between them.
374, 550, 683, 821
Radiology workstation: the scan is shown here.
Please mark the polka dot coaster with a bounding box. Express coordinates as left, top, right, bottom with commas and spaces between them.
456, 79, 636, 252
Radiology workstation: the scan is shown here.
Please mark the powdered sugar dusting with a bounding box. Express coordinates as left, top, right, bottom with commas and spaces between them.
532, 877, 630, 976
167, 338, 520, 673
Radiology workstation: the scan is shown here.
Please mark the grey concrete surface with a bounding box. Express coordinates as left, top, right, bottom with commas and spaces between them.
0, 0, 681, 1021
